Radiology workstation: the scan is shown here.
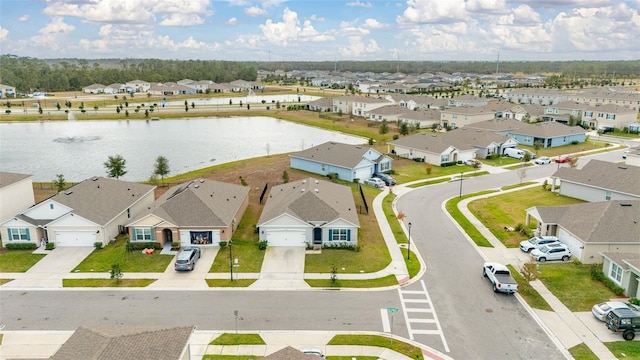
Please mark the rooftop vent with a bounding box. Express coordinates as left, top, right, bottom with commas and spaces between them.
92, 176, 99, 181
194, 184, 199, 188
315, 180, 319, 184
64, 191, 73, 195
301, 189, 305, 192
618, 166, 628, 170
620, 203, 632, 207
315, 189, 319, 193
200, 179, 205, 183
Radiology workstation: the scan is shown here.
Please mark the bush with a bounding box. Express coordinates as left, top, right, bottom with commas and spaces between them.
322, 243, 359, 251
125, 241, 161, 252
571, 140, 579, 145
46, 242, 55, 250
219, 241, 228, 248
440, 161, 457, 167
630, 298, 640, 306
94, 242, 103, 250
5, 243, 37, 250
171, 242, 180, 248
352, 178, 359, 183
257, 240, 268, 250
590, 264, 625, 296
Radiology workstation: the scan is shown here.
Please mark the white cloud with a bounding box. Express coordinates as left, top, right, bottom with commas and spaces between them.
346, 0, 372, 8
309, 15, 325, 22
397, 0, 468, 24
39, 17, 75, 34
466, 0, 507, 13
160, 14, 205, 26
0, 27, 8, 41
362, 18, 388, 29
30, 17, 76, 52
43, 0, 155, 24
152, 0, 211, 14
18, 14, 30, 22
227, 17, 238, 25
245, 6, 268, 17
339, 36, 380, 57
258, 8, 333, 45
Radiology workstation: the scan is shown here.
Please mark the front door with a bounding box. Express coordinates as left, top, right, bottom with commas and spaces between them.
313, 228, 322, 245
163, 228, 173, 244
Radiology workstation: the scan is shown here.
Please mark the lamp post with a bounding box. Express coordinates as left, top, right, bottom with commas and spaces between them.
229, 240, 233, 281
459, 172, 464, 198
407, 222, 412, 260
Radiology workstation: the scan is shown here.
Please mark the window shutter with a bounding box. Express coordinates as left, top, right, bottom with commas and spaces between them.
26, 228, 31, 240
347, 229, 351, 241
133, 228, 139, 240
150, 228, 155, 241
8, 228, 12, 240
328, 229, 332, 240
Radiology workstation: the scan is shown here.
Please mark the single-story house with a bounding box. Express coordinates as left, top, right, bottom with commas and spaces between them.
0, 177, 155, 247
306, 97, 333, 112
440, 106, 497, 128
290, 141, 391, 182
508, 121, 587, 148
126, 179, 249, 247
0, 172, 35, 223
525, 201, 640, 268
0, 83, 17, 98
43, 326, 195, 360
397, 108, 442, 129
600, 252, 640, 299
257, 178, 360, 247
550, 159, 640, 202
82, 84, 106, 94
125, 79, 151, 93
366, 104, 412, 122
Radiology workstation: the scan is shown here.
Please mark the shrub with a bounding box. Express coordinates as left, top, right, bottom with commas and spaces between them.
45, 242, 55, 250
171, 242, 180, 248
5, 243, 37, 250
219, 241, 228, 248
94, 242, 103, 250
630, 298, 640, 306
571, 140, 579, 145
352, 178, 359, 183
322, 243, 359, 251
257, 240, 268, 250
590, 264, 625, 296
126, 241, 161, 252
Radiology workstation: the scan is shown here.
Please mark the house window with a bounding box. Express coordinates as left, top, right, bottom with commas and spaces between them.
329, 228, 351, 241
584, 111, 593, 117
441, 154, 450, 162
9, 228, 30, 241
380, 162, 390, 172
605, 191, 611, 200
609, 262, 623, 285
49, 203, 54, 209
133, 228, 153, 241
606, 114, 616, 120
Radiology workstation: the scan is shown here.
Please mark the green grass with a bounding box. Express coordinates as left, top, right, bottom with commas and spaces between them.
73, 238, 174, 272
605, 341, 640, 359
504, 163, 534, 170
401, 248, 421, 278
445, 190, 498, 247
328, 334, 423, 360
305, 275, 398, 288
501, 182, 537, 190
0, 279, 13, 285
0, 333, 3, 345
460, 170, 490, 178
0, 251, 46, 272
568, 343, 599, 360
210, 333, 266, 345
468, 187, 585, 248
391, 158, 483, 184
62, 279, 156, 287
382, 193, 408, 244
206, 279, 257, 287
537, 263, 618, 312
506, 264, 552, 311
482, 156, 521, 166
406, 177, 451, 188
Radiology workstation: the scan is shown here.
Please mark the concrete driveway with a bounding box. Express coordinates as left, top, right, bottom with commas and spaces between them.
4, 247, 94, 288
251, 247, 307, 289
149, 247, 218, 289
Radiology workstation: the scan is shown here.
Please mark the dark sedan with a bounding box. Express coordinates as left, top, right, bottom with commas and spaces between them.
374, 172, 396, 186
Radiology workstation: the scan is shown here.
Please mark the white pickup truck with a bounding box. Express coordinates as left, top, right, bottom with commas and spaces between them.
483, 262, 518, 294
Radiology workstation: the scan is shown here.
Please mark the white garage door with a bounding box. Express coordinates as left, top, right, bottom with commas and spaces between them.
265, 230, 306, 247
56, 231, 96, 247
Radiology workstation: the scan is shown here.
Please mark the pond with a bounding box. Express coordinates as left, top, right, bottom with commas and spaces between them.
0, 116, 365, 182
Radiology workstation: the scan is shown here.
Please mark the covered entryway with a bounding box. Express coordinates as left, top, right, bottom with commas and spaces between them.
55, 231, 96, 247
264, 229, 306, 247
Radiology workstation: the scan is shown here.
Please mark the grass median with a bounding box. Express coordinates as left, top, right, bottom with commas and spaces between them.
445, 190, 498, 247
328, 334, 424, 360
63, 279, 156, 287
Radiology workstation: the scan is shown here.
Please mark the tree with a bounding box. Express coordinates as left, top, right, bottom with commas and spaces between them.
191, 102, 195, 109
104, 154, 127, 179
153, 155, 170, 186
53, 174, 66, 193
399, 122, 409, 136
533, 140, 543, 156
379, 120, 389, 135
282, 170, 289, 183
93, 105, 98, 114
56, 102, 61, 110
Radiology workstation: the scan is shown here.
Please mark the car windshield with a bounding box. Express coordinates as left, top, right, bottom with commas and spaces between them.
538, 245, 549, 252
529, 238, 540, 244
599, 303, 612, 311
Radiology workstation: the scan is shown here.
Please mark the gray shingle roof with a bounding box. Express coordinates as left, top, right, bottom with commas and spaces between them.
553, 159, 640, 197
133, 179, 249, 227
534, 200, 640, 244
511, 121, 587, 137
263, 346, 321, 360
464, 118, 525, 132
258, 177, 359, 227
52, 177, 155, 226
50, 326, 194, 360
388, 129, 508, 154
0, 172, 32, 188
290, 142, 373, 169
600, 252, 640, 271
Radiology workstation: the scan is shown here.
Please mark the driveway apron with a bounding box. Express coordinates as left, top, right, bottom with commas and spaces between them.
148, 247, 218, 289
251, 247, 307, 289
4, 247, 94, 288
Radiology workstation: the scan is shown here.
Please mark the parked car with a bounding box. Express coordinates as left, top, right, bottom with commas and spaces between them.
622, 150, 629, 159
522, 149, 537, 159
464, 159, 481, 167
301, 348, 325, 357
592, 301, 640, 322
175, 247, 201, 271
606, 308, 640, 341
504, 148, 526, 160
483, 262, 518, 294
364, 177, 385, 188
519, 236, 560, 253
555, 155, 571, 163
374, 172, 396, 186
530, 243, 571, 262
534, 156, 552, 165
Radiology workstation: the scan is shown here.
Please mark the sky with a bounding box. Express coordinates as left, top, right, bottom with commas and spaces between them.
0, 0, 639, 62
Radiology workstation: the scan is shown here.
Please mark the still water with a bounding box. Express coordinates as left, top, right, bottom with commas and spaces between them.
0, 117, 365, 182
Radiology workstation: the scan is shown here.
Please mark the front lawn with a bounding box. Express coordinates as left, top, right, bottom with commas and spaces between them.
445, 190, 498, 247
62, 279, 156, 287
605, 341, 640, 358
0, 250, 46, 272
73, 237, 174, 272
210, 333, 265, 345
537, 263, 618, 312
0, 279, 13, 285
569, 343, 598, 360
467, 187, 585, 248
210, 205, 265, 273
506, 264, 552, 311
305, 275, 398, 288
206, 279, 257, 287
328, 334, 423, 360
391, 157, 483, 184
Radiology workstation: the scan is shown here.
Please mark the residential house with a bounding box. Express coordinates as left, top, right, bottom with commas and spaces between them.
306, 97, 333, 112
105, 83, 126, 94
448, 95, 488, 107
571, 88, 640, 110
580, 104, 638, 131
508, 121, 586, 148
82, 84, 106, 94
290, 141, 391, 182
386, 129, 514, 165
398, 108, 442, 129
440, 105, 497, 128
0, 83, 16, 98
125, 80, 151, 93
366, 104, 412, 122
0, 172, 35, 223
600, 252, 640, 299
126, 179, 249, 247
0, 177, 155, 247
521, 104, 547, 121
501, 88, 570, 106
525, 201, 640, 270
550, 160, 640, 202
332, 95, 392, 116
628, 122, 640, 134
45, 326, 195, 360
257, 178, 360, 247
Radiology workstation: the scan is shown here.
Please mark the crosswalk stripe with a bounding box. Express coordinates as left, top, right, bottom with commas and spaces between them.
380, 308, 390, 332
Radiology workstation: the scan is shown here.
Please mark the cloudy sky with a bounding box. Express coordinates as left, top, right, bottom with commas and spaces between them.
0, 0, 638, 62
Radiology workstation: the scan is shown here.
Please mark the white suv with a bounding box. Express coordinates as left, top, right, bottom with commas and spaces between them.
519, 236, 560, 253
530, 243, 571, 262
